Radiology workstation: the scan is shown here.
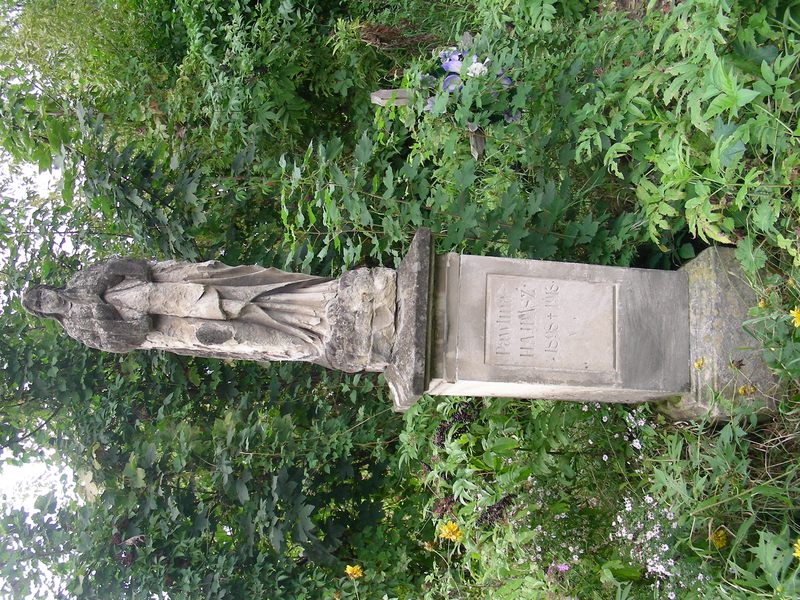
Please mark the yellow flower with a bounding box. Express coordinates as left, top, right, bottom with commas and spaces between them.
737, 385, 757, 396
790, 307, 800, 328
758, 298, 767, 309
711, 528, 728, 549
344, 565, 363, 580
793, 538, 800, 560
693, 357, 705, 370
438, 521, 463, 543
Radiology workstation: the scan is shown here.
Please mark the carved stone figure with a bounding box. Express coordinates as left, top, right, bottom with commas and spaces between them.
23, 258, 396, 372
19, 230, 782, 419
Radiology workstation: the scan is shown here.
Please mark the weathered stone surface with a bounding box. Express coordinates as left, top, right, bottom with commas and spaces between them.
23, 258, 396, 372
655, 247, 779, 421
370, 88, 411, 106
427, 253, 691, 403
25, 232, 779, 422
325, 267, 396, 372
384, 228, 434, 411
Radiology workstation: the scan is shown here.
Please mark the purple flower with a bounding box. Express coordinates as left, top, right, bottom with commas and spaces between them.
497, 73, 513, 87
546, 562, 571, 577
442, 74, 462, 92
441, 57, 463, 73
439, 47, 461, 62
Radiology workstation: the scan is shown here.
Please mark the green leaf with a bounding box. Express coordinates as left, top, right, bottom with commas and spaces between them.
751, 198, 780, 233
293, 503, 315, 543
354, 133, 373, 165
601, 560, 642, 582
142, 442, 157, 468
734, 88, 759, 109
34, 492, 57, 514
704, 93, 735, 119
678, 243, 695, 259
236, 479, 250, 504
735, 238, 767, 275
488, 438, 519, 456
382, 165, 394, 199
453, 160, 476, 192
270, 523, 284, 552
760, 60, 775, 86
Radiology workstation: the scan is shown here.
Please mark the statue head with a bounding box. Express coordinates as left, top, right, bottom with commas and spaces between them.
22, 285, 70, 321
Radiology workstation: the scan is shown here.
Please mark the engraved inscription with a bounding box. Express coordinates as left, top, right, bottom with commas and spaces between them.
496, 292, 512, 355
485, 275, 616, 372
543, 282, 559, 354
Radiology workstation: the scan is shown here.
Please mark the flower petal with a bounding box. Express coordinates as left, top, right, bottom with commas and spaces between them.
442, 58, 463, 73
442, 74, 462, 92
439, 47, 459, 62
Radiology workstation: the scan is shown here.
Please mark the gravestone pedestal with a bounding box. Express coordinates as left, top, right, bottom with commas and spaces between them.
657, 248, 778, 420
25, 227, 777, 421
387, 230, 778, 420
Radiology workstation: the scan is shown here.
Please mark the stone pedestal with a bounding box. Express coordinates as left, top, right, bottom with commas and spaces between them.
386, 230, 778, 419
426, 253, 690, 403
656, 248, 779, 420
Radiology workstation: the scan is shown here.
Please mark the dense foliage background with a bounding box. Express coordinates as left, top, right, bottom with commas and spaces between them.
0, 0, 799, 598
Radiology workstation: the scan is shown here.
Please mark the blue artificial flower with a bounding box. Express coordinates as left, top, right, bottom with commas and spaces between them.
438, 47, 461, 62
442, 73, 462, 92
424, 41, 520, 124
442, 57, 463, 73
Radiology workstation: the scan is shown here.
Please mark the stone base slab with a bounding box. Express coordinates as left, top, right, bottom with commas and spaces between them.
655, 247, 779, 421
385, 229, 434, 411
427, 253, 691, 403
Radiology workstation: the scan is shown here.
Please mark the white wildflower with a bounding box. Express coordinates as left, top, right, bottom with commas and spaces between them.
466, 61, 488, 77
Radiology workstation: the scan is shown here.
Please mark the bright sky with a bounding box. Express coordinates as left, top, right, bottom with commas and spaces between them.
0, 451, 75, 511
0, 160, 74, 599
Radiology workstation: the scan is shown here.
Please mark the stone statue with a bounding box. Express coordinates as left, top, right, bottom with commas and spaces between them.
23, 258, 397, 372
18, 230, 782, 420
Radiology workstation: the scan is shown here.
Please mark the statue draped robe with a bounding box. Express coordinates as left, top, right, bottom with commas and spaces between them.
57, 258, 339, 366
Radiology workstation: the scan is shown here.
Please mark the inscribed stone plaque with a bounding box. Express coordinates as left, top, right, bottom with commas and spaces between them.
485, 275, 616, 373
428, 253, 690, 402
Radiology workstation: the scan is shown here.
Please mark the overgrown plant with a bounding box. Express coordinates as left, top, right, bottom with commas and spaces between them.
2, 0, 800, 599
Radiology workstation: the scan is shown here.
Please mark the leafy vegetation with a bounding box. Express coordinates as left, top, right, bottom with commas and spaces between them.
1, 0, 799, 598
